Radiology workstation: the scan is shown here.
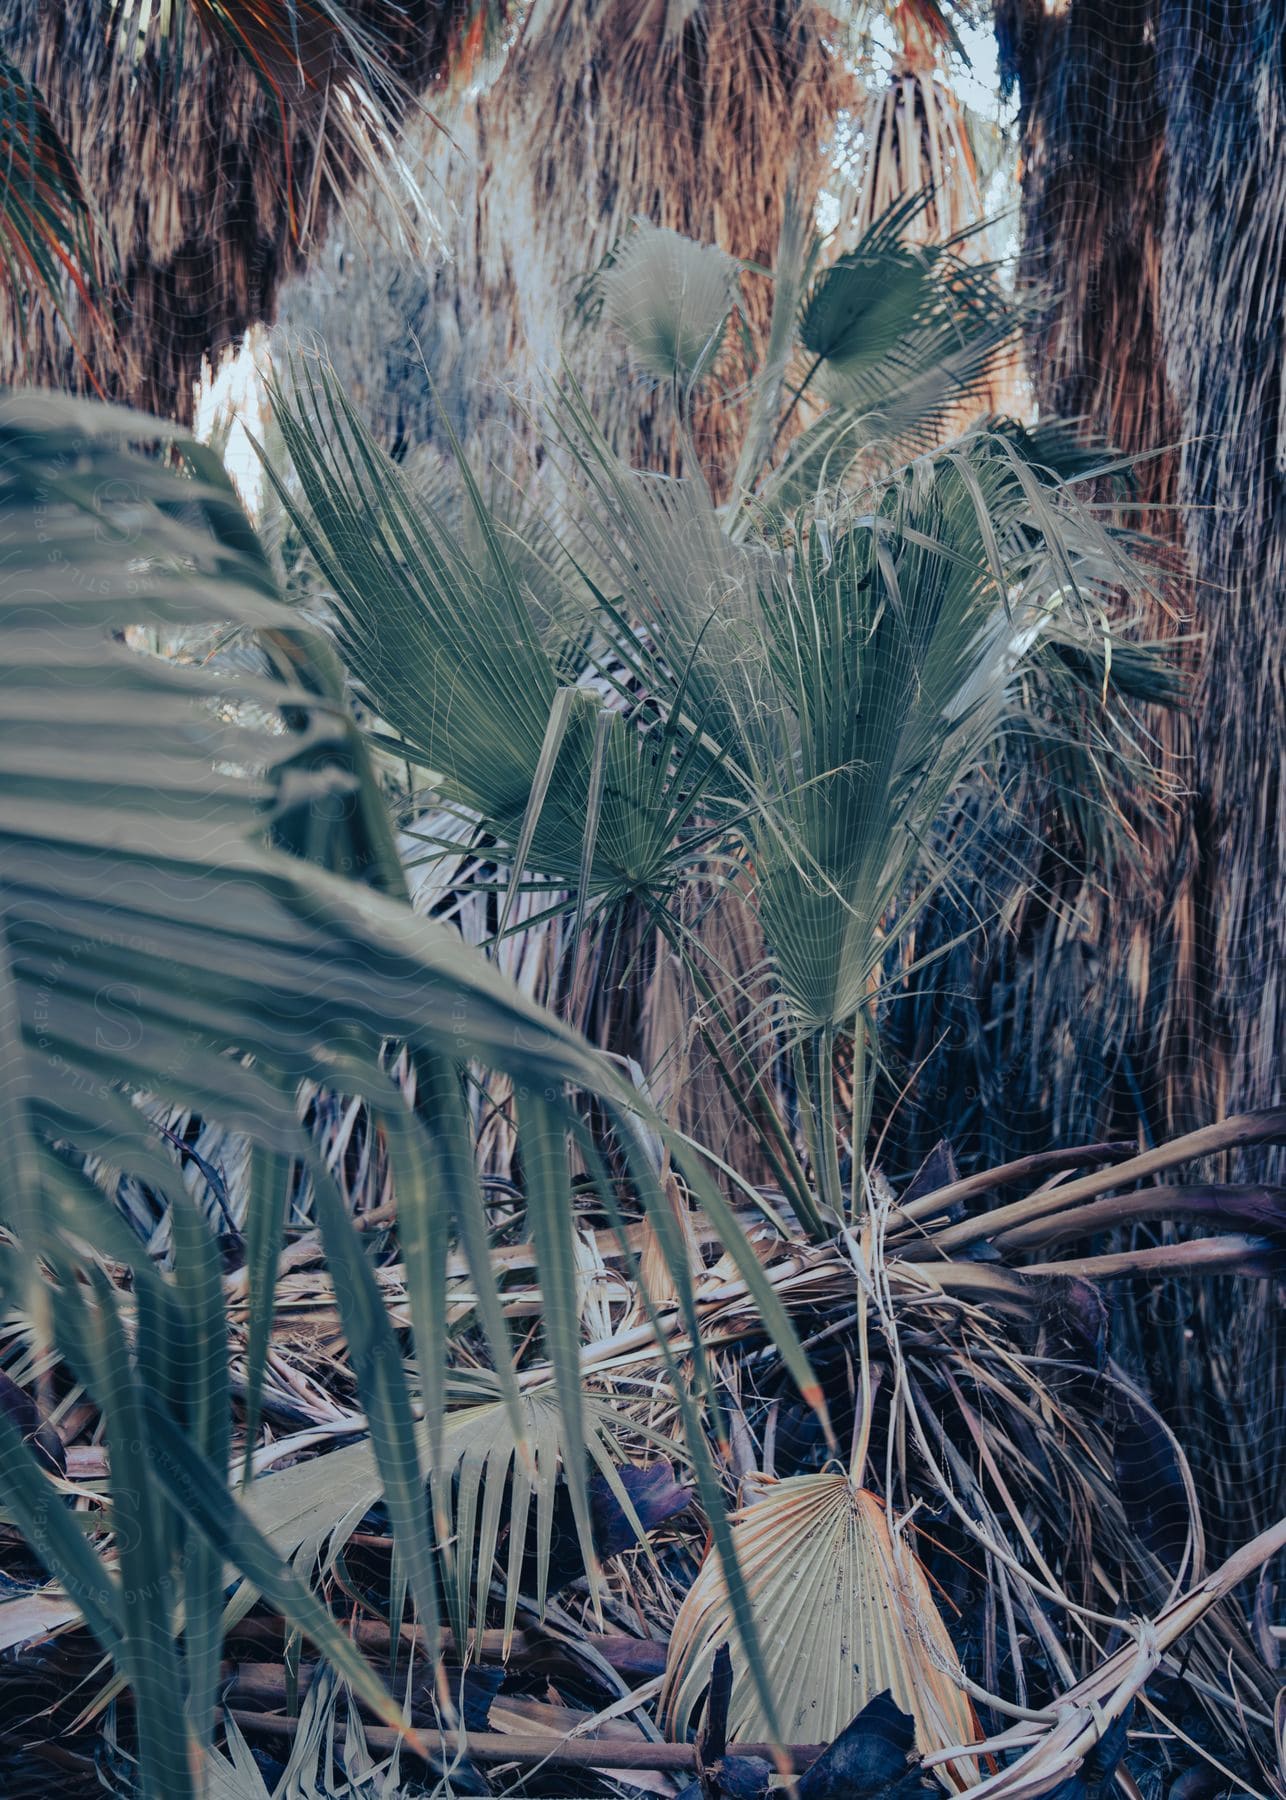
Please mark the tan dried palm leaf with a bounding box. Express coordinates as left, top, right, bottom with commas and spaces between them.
659, 1471, 979, 1787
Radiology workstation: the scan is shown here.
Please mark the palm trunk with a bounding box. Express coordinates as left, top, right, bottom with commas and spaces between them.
976, 0, 1286, 1553
992, 0, 1284, 1169
1156, 0, 1286, 1181
964, 0, 1203, 1161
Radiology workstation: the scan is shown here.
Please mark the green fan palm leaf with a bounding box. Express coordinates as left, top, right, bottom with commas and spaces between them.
269, 363, 721, 907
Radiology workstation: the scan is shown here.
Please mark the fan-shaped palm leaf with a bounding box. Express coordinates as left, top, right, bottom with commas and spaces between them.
799, 197, 939, 371
660, 1472, 979, 1788
268, 362, 721, 908
600, 220, 741, 389
802, 256, 1013, 452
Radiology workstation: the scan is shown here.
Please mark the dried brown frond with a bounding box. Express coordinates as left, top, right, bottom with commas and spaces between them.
1, 0, 505, 420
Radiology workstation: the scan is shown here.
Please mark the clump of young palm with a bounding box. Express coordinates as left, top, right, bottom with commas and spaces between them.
259, 213, 1285, 1772
0, 223, 1282, 1797
265, 201, 1114, 1207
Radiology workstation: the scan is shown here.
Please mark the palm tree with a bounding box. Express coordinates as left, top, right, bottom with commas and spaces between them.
1, 0, 502, 420
868, 3, 1193, 1180
2, 283, 1283, 1787
968, 0, 1194, 1157
272, 0, 854, 1186
262, 223, 1286, 1741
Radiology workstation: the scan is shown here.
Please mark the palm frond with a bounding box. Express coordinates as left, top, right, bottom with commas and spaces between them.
661, 1472, 979, 1787
793, 202, 1019, 460
600, 220, 741, 390
0, 388, 820, 1792
268, 360, 718, 907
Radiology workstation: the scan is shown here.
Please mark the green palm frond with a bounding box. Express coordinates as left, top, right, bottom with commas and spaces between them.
799, 196, 941, 368
743, 440, 1121, 1039
585, 196, 1018, 499
794, 219, 1015, 454
270, 335, 1163, 1239
0, 388, 819, 1795
268, 361, 723, 907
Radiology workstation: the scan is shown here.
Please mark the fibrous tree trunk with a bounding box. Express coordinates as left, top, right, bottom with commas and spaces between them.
980, 0, 1286, 1549
1156, 0, 1286, 1178
2, 0, 490, 421
992, 0, 1284, 1175
972, 0, 1203, 1160
877, 0, 1198, 1177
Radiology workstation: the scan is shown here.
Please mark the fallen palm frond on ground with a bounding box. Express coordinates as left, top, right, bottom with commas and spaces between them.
204, 1514, 1286, 1787
660, 1470, 981, 1783
924, 1512, 1286, 1800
